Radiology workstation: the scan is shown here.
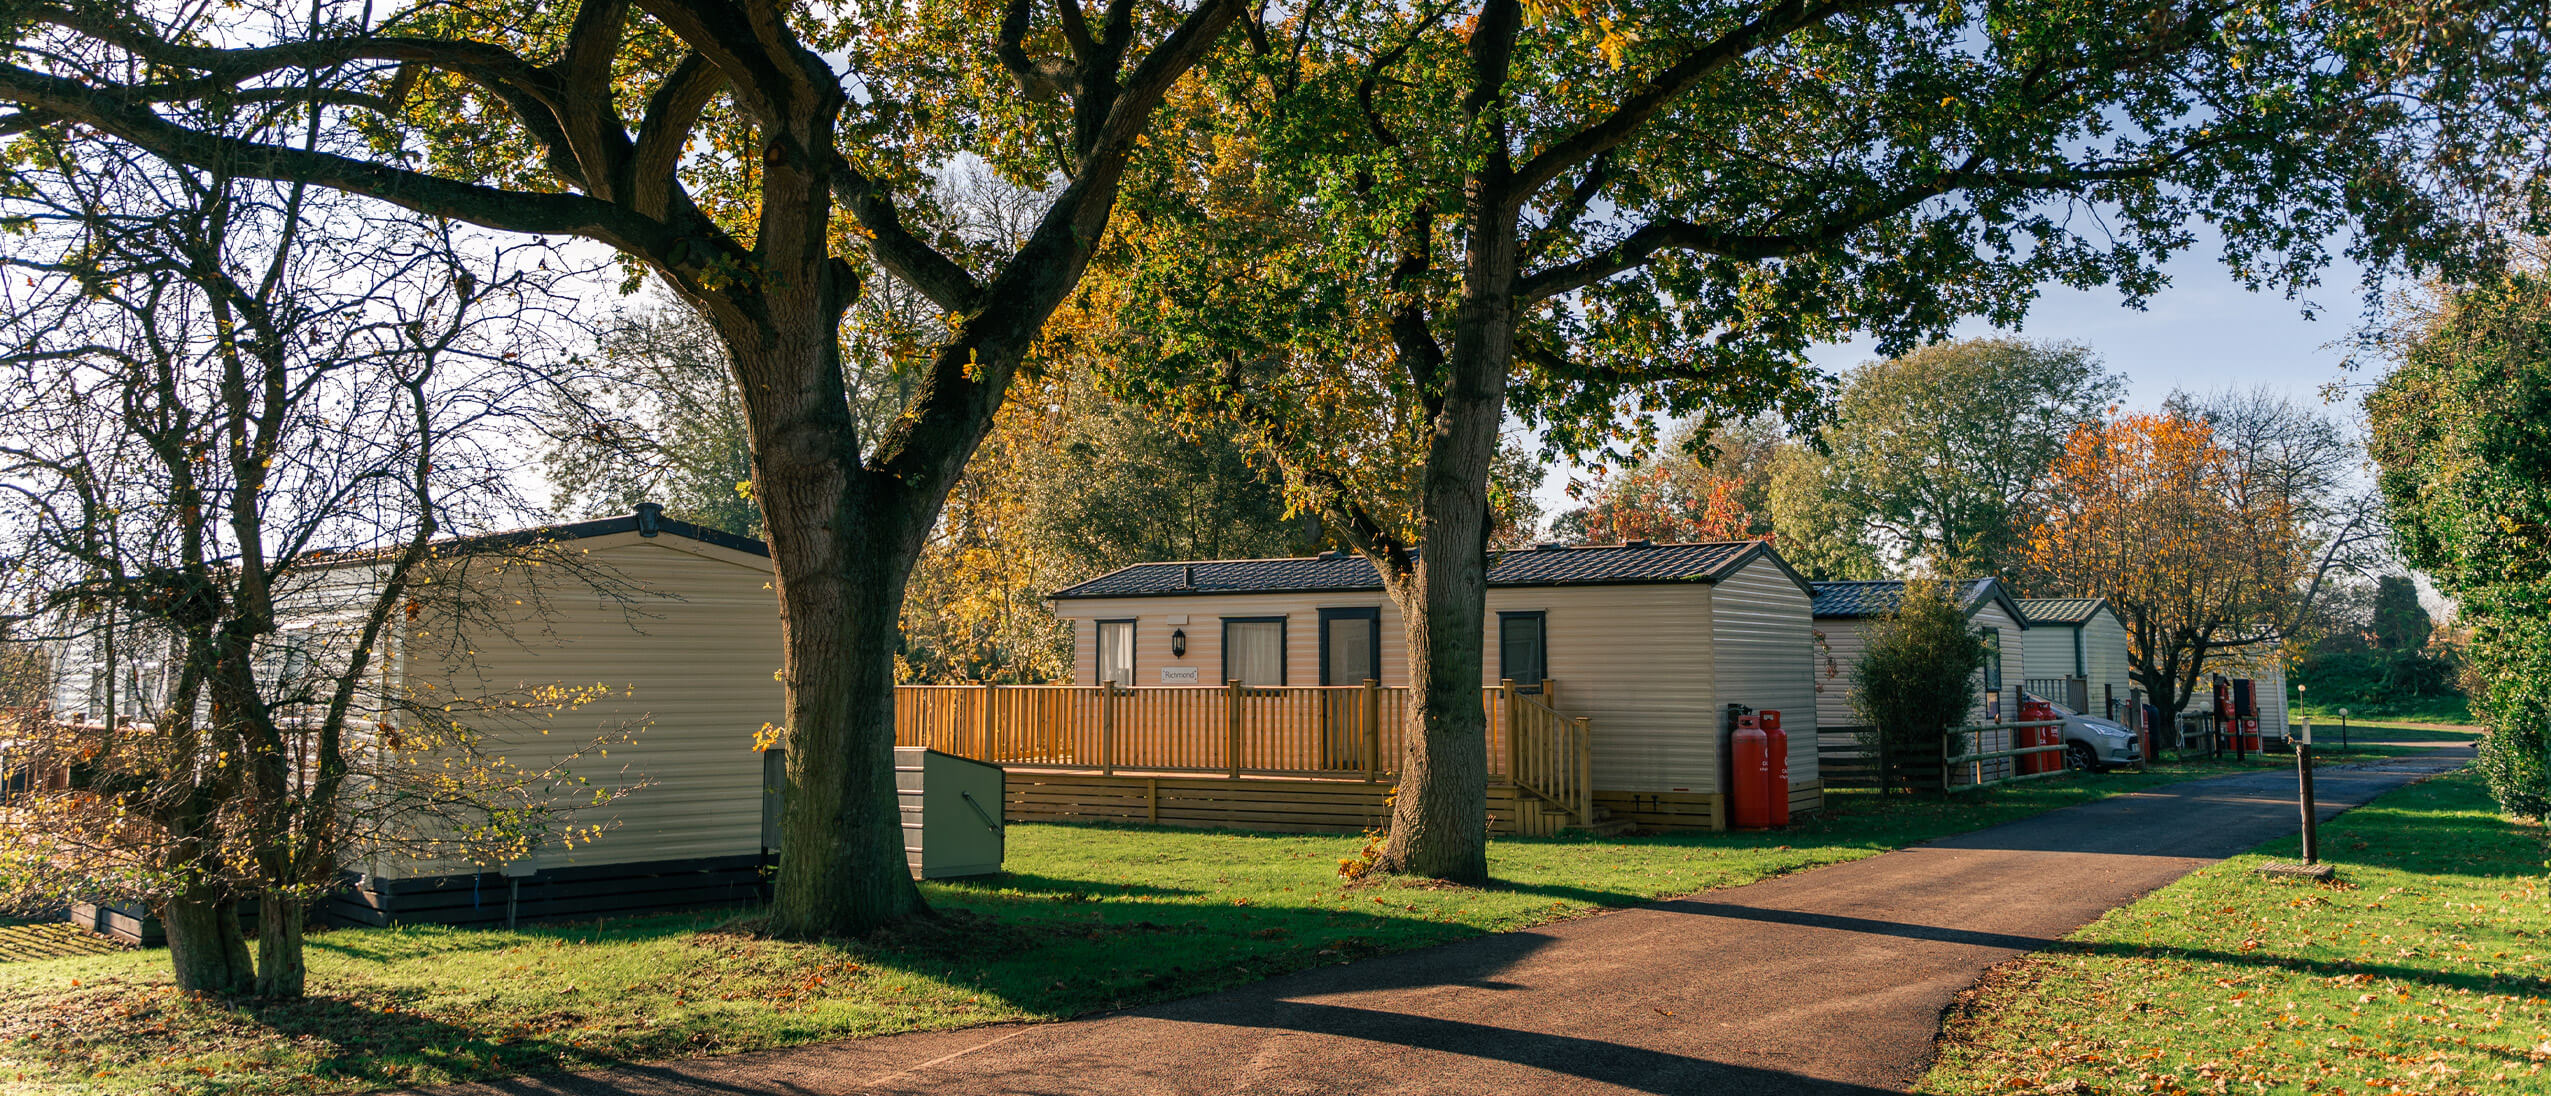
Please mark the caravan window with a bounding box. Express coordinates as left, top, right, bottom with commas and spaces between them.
1499, 612, 1547, 688
1222, 617, 1286, 686
1097, 620, 1135, 686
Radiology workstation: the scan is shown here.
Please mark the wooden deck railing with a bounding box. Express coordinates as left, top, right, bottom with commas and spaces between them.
1496, 682, 1594, 826
895, 679, 1585, 795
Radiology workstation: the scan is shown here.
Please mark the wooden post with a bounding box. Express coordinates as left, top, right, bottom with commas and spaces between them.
1226, 679, 1243, 779
1561, 713, 1581, 825
1101, 681, 1118, 777
1499, 679, 1518, 782
1362, 679, 1381, 783
979, 683, 998, 761
1541, 678, 1558, 708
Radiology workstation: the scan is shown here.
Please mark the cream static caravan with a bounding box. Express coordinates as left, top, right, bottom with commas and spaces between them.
2016, 597, 2136, 721
32, 506, 790, 936
1045, 540, 1822, 830
1808, 578, 2031, 734
333, 505, 787, 928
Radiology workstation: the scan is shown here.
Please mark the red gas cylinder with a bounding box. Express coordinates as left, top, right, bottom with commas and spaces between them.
2019, 699, 2055, 773
2242, 717, 2261, 752
1730, 714, 1772, 829
1760, 710, 1790, 827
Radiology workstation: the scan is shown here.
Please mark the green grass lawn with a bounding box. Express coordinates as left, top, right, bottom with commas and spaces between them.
1921, 769, 2551, 1096
2293, 695, 2476, 727
0, 756, 2322, 1096
2307, 720, 2486, 744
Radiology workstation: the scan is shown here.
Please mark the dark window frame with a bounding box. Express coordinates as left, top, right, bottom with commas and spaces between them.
1095, 618, 1137, 686
1221, 615, 1289, 686
1980, 626, 2003, 690
1498, 610, 1549, 690
1317, 607, 1383, 686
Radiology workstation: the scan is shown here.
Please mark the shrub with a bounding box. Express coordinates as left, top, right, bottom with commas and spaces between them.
1851, 581, 1992, 782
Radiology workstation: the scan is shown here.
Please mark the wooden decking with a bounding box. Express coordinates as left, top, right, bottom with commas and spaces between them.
897, 681, 1598, 834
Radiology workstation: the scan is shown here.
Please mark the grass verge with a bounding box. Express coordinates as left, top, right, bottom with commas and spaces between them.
2292, 695, 2475, 726
0, 755, 2338, 1096
1921, 769, 2551, 1096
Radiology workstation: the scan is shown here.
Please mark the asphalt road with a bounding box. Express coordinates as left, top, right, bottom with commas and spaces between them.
432, 754, 2466, 1096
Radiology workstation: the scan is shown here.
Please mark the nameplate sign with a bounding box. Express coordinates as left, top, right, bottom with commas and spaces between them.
1160, 666, 1201, 685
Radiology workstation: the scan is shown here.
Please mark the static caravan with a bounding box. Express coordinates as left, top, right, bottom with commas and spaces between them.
2209, 641, 2293, 742
41, 507, 796, 931
1044, 540, 1820, 830
332, 507, 789, 927
2016, 598, 2135, 721
1809, 578, 2029, 734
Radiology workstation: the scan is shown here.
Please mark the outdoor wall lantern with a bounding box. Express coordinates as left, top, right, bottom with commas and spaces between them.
1170, 629, 1188, 658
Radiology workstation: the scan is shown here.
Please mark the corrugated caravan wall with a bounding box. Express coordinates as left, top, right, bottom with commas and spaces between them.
1506, 584, 1714, 794
1709, 556, 1818, 787
396, 538, 783, 876
2085, 613, 2135, 719
1811, 619, 1868, 730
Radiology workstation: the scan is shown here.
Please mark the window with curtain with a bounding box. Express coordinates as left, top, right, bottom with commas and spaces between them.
1223, 618, 1285, 686
1098, 620, 1135, 686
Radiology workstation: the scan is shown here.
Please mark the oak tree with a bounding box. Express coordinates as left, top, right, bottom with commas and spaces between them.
1111, 0, 2540, 879
0, 0, 1242, 934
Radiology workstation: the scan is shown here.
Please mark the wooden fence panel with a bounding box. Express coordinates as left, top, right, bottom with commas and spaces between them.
893, 682, 1552, 782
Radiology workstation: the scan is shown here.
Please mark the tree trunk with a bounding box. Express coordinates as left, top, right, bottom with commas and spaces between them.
1377, 556, 1492, 882
254, 895, 305, 998
1373, 191, 1520, 885
161, 895, 252, 996
765, 526, 929, 937
712, 302, 930, 937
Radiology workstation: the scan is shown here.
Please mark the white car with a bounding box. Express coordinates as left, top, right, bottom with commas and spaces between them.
2026, 694, 2142, 771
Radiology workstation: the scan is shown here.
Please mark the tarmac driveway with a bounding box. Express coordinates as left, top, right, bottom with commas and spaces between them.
436, 753, 2467, 1096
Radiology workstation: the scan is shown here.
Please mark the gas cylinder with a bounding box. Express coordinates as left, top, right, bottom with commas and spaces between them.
1729, 713, 1771, 829
1760, 710, 1790, 827
2017, 699, 2052, 773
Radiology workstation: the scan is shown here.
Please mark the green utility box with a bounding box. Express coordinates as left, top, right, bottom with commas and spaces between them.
894, 747, 1006, 879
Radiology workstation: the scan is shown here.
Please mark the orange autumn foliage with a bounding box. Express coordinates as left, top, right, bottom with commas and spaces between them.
2025, 413, 2307, 714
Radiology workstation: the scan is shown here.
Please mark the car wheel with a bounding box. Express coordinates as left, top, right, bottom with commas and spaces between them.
2067, 742, 2100, 772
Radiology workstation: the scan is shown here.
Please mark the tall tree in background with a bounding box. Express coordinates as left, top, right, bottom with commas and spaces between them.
2368, 272, 2551, 816
2024, 413, 2310, 725
2371, 575, 2434, 652
0, 0, 1247, 935
1553, 417, 1783, 545
544, 304, 761, 537
1815, 338, 2122, 574
1111, 0, 2542, 882
2164, 386, 2390, 619
1764, 445, 1888, 580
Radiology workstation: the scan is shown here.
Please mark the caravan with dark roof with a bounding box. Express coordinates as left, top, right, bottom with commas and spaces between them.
1037, 540, 1823, 831
1809, 577, 2032, 734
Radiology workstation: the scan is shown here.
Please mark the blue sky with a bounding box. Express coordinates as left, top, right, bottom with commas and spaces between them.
1800, 244, 2382, 412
